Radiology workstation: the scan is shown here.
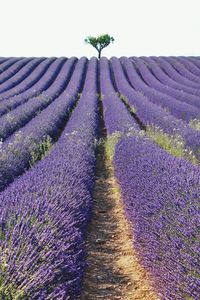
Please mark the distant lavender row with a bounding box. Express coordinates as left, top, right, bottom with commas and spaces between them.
188, 56, 200, 69
153, 56, 200, 89
140, 55, 200, 99
0, 57, 11, 65
110, 57, 200, 159
0, 58, 23, 76
0, 57, 98, 299
165, 56, 200, 84
0, 57, 32, 86
143, 57, 200, 96
0, 57, 87, 192
100, 57, 139, 134
0, 58, 76, 141
100, 56, 200, 299
175, 56, 200, 76
0, 58, 44, 97
114, 136, 200, 300
120, 57, 200, 123
131, 57, 200, 108
0, 57, 56, 116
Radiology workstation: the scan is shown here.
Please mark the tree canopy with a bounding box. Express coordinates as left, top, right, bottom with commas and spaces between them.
84, 34, 114, 59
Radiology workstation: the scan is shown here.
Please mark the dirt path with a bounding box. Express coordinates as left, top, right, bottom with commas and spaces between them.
81, 143, 159, 300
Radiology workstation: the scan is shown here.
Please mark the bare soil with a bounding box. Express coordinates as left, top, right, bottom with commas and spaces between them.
81, 147, 160, 300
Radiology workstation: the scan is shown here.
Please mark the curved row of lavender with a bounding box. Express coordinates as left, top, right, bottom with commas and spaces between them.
0, 57, 98, 299
0, 57, 87, 192
131, 57, 200, 108
153, 56, 200, 89
188, 57, 200, 69
0, 58, 24, 79
120, 57, 200, 123
0, 58, 32, 86
165, 56, 200, 84
99, 56, 199, 299
173, 56, 200, 77
0, 58, 76, 141
0, 58, 66, 116
0, 58, 65, 101
110, 57, 200, 159
0, 57, 14, 66
99, 57, 139, 133
0, 58, 45, 97
139, 56, 200, 97
113, 137, 200, 300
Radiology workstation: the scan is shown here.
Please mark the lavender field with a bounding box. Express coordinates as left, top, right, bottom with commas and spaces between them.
0, 56, 199, 300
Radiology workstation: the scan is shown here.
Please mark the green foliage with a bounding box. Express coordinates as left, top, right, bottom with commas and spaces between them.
29, 135, 52, 167
146, 127, 197, 163
0, 283, 26, 300
104, 129, 144, 161
84, 34, 114, 58
98, 93, 104, 101
105, 132, 122, 160
189, 118, 200, 131
0, 256, 26, 299
119, 94, 137, 113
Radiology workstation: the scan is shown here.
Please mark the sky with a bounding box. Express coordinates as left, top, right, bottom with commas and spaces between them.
1, 0, 200, 58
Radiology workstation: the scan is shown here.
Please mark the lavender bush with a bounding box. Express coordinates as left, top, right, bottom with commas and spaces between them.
120, 57, 200, 123
0, 58, 32, 86
0, 57, 56, 116
0, 57, 98, 299
0, 57, 87, 192
0, 58, 23, 77
0, 57, 76, 140
100, 57, 139, 135
110, 57, 200, 160
138, 57, 200, 97
114, 136, 200, 300
100, 57, 200, 299
150, 56, 200, 95
157, 56, 200, 87
0, 58, 44, 97
130, 57, 200, 108
188, 57, 200, 69
167, 57, 200, 75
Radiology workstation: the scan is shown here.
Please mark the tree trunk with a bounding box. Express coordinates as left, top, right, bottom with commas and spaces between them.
98, 49, 102, 59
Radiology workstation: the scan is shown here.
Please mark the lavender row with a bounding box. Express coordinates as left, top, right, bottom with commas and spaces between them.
174, 57, 200, 76
168, 56, 200, 81
169, 56, 200, 77
113, 136, 200, 299
138, 56, 200, 99
188, 57, 200, 69
0, 57, 98, 299
152, 57, 200, 94
0, 58, 76, 141
0, 57, 32, 86
0, 57, 56, 116
0, 58, 23, 76
0, 57, 87, 192
0, 57, 11, 65
131, 57, 200, 108
120, 57, 200, 123
100, 57, 200, 299
110, 57, 200, 159
153, 56, 200, 89
100, 57, 139, 134
0, 58, 45, 97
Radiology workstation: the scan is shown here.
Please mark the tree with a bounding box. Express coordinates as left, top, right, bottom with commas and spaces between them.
84, 34, 114, 59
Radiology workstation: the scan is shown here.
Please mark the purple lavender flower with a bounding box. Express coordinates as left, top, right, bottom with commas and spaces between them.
114, 135, 200, 299
0, 57, 98, 299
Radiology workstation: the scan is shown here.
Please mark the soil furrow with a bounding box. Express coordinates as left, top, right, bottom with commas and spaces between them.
81, 142, 159, 300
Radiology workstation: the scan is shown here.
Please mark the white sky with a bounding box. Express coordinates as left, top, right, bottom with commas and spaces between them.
1, 0, 200, 58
